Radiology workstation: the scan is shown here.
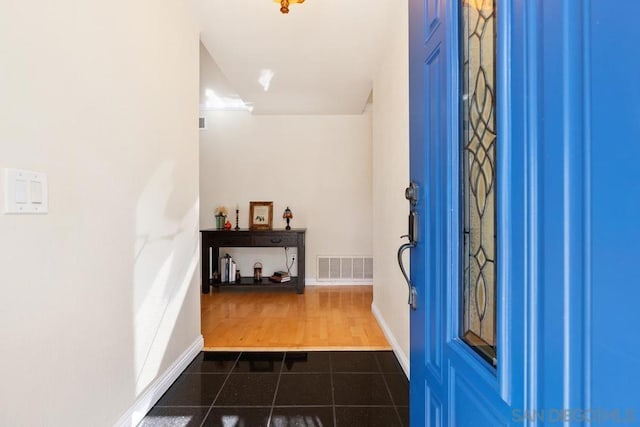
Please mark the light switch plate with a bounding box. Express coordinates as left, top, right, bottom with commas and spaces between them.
4, 168, 48, 214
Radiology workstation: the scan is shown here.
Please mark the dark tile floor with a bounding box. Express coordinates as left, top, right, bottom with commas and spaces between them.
140, 351, 409, 427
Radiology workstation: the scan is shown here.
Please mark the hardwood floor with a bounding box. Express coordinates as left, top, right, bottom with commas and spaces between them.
201, 285, 391, 351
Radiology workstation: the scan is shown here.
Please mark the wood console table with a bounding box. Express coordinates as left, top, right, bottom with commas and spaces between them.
200, 228, 306, 294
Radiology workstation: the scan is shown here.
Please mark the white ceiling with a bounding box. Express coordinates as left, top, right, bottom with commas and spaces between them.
193, 0, 398, 115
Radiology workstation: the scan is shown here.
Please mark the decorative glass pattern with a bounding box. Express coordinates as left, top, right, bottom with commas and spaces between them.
460, 0, 497, 365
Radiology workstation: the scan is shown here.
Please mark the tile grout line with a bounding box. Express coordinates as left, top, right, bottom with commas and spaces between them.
375, 353, 405, 426
266, 352, 286, 426
199, 352, 242, 427
330, 352, 337, 427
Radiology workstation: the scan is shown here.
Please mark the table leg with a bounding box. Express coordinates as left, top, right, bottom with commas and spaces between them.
201, 243, 210, 294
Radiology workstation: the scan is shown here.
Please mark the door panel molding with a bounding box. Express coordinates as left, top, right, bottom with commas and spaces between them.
425, 47, 445, 381
427, 387, 444, 426
538, 0, 590, 415
451, 368, 510, 427
495, 0, 538, 408
425, 0, 443, 42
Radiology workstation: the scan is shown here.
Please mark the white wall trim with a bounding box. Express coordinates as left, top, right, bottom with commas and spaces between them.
305, 279, 373, 286
371, 302, 409, 377
115, 335, 204, 427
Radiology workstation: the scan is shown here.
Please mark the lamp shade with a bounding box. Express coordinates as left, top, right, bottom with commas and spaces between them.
283, 207, 293, 219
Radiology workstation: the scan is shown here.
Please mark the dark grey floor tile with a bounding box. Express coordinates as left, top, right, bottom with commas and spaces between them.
375, 351, 404, 373
398, 406, 409, 427
156, 373, 227, 406
270, 407, 335, 427
274, 374, 333, 406
233, 352, 285, 373
384, 373, 409, 406
283, 352, 331, 373
331, 351, 380, 373
335, 407, 402, 427
139, 406, 210, 426
184, 352, 240, 373
215, 373, 279, 406
333, 374, 394, 406
145, 351, 410, 427
203, 407, 271, 427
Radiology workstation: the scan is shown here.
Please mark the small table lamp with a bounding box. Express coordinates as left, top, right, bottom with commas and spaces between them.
253, 262, 263, 282
283, 207, 293, 230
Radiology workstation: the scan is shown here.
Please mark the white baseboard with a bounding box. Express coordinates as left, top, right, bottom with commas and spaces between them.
115, 335, 204, 427
371, 302, 409, 378
305, 279, 372, 286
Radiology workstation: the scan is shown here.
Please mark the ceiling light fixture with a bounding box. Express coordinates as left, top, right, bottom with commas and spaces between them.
275, 0, 305, 14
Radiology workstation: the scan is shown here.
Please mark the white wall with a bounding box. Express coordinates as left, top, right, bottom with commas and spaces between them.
0, 1, 200, 425
372, 1, 410, 371
199, 111, 373, 281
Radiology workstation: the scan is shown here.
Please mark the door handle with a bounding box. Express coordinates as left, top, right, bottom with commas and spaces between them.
398, 238, 418, 310
398, 181, 419, 311
405, 182, 418, 207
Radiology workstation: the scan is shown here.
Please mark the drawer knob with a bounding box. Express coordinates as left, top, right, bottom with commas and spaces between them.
270, 238, 282, 243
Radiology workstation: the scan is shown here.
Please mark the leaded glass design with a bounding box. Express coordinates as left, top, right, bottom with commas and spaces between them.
460, 0, 497, 365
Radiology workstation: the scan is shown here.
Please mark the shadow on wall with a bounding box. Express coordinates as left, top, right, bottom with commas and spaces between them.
132, 161, 200, 395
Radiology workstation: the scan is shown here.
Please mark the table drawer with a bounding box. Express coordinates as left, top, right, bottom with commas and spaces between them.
252, 233, 298, 246
215, 234, 252, 246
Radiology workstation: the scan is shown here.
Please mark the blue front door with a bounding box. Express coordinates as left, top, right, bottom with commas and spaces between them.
408, 0, 640, 425
408, 0, 522, 424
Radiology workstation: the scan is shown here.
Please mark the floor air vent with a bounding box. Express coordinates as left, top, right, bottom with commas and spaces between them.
317, 256, 373, 281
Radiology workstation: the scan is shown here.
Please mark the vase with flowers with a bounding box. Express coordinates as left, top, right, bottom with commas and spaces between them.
215, 206, 228, 230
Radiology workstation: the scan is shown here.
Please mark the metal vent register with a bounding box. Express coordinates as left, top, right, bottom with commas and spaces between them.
317, 256, 373, 281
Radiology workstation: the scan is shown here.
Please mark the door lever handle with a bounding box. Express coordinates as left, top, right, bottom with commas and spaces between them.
398, 238, 418, 310
400, 181, 419, 310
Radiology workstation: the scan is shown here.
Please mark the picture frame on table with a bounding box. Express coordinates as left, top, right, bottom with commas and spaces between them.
249, 201, 273, 230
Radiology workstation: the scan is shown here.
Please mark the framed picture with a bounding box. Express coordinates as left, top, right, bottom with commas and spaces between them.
249, 201, 273, 230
